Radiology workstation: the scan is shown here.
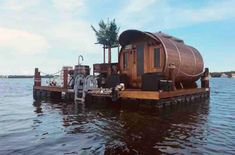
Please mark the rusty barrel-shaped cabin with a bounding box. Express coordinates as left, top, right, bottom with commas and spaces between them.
118, 30, 204, 90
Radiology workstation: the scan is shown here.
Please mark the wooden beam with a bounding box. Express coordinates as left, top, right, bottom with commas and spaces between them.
34, 68, 41, 87
201, 68, 209, 88
119, 88, 208, 100
103, 46, 106, 63
108, 47, 111, 64
169, 64, 176, 91
34, 86, 69, 93
63, 69, 68, 89
120, 90, 160, 100
159, 88, 208, 99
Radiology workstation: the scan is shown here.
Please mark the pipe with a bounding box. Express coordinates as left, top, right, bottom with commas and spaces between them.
78, 55, 84, 65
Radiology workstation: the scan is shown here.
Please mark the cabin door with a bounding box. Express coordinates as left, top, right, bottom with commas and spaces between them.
136, 44, 144, 77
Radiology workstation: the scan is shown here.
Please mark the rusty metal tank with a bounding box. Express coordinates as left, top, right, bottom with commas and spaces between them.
119, 30, 204, 83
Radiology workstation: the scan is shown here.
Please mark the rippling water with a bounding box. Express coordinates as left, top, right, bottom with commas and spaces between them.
0, 78, 234, 154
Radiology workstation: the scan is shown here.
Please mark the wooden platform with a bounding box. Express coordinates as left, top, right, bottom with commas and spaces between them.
34, 86, 73, 93
119, 88, 209, 100
33, 85, 209, 104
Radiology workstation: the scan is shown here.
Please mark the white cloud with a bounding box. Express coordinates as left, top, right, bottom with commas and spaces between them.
162, 0, 235, 29
123, 0, 156, 13
0, 27, 49, 55
0, 0, 40, 11
0, 0, 234, 75
116, 0, 235, 30
52, 0, 85, 12
50, 21, 100, 53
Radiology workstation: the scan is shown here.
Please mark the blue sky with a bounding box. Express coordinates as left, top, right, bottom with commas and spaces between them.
0, 0, 235, 75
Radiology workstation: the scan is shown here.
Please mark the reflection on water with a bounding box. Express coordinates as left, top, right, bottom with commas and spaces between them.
0, 78, 235, 154
29, 99, 210, 154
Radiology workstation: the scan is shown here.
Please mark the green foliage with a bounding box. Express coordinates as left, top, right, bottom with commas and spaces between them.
91, 19, 120, 47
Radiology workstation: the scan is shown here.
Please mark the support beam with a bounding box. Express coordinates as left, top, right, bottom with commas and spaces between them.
168, 64, 176, 91
63, 68, 68, 89
108, 47, 111, 64
201, 68, 209, 88
34, 68, 41, 87
103, 45, 106, 63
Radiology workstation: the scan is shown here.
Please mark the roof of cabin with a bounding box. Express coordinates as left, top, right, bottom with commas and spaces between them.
118, 29, 184, 46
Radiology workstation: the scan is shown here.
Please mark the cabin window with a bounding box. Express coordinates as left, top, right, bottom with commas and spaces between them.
123, 52, 128, 69
154, 48, 161, 68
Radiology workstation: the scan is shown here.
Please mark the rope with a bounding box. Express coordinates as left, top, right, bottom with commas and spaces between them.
178, 70, 204, 77
39, 69, 62, 76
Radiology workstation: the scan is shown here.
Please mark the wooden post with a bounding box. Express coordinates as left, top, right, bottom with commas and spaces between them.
118, 44, 120, 54
117, 45, 120, 63
103, 45, 106, 63
169, 64, 176, 91
108, 47, 111, 64
63, 69, 68, 89
34, 68, 41, 87
201, 68, 209, 88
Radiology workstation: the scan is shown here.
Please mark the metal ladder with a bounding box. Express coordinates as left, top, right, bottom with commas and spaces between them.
74, 74, 98, 102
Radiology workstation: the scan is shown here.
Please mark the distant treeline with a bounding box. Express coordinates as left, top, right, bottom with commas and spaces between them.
5, 75, 54, 78
210, 71, 235, 78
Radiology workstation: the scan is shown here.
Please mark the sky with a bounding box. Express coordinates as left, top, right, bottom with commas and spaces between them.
0, 0, 235, 75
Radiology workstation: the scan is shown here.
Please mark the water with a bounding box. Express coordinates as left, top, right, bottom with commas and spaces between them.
0, 78, 234, 155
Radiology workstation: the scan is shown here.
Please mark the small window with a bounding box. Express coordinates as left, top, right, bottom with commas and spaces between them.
123, 52, 128, 69
154, 48, 161, 68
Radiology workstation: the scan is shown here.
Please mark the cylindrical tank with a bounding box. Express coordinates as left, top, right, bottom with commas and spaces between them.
153, 33, 204, 83
74, 65, 90, 77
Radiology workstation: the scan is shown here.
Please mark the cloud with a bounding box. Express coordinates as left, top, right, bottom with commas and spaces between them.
123, 0, 156, 13
50, 20, 100, 53
0, 27, 49, 55
0, 0, 40, 11
162, 0, 235, 29
52, 0, 86, 12
116, 0, 235, 30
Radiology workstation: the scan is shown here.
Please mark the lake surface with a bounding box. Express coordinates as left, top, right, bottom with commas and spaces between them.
0, 78, 234, 154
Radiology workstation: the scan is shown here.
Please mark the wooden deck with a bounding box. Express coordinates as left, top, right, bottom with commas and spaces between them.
119, 88, 209, 100
34, 86, 73, 93
33, 85, 209, 102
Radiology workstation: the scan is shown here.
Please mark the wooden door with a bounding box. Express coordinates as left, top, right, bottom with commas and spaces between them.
137, 44, 144, 77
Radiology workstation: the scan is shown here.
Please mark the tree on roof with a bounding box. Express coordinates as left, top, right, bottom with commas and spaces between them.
91, 19, 120, 64
91, 19, 119, 47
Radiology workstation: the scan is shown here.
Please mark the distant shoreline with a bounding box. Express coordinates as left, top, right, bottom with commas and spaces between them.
210, 71, 235, 78
0, 72, 234, 78
0, 75, 54, 78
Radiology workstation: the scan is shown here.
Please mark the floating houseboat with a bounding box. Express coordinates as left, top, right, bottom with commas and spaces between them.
33, 29, 210, 106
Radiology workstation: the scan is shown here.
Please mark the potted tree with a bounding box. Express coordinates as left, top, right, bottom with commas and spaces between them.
91, 19, 119, 64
